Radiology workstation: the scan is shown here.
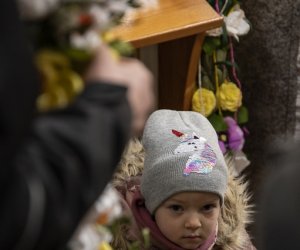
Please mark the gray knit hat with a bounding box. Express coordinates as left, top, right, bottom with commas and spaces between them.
141, 109, 228, 214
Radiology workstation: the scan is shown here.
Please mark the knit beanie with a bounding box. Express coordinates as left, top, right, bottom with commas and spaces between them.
141, 109, 228, 214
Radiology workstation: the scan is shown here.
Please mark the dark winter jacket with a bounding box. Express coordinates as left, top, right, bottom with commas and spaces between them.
0, 0, 131, 249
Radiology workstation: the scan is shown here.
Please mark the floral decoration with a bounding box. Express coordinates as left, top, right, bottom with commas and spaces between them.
17, 0, 150, 112
218, 116, 245, 153
217, 80, 242, 112
224, 5, 250, 41
68, 185, 122, 250
67, 184, 150, 250
192, 0, 250, 174
192, 88, 216, 117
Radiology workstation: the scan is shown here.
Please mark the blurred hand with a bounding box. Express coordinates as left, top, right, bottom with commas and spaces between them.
85, 44, 155, 136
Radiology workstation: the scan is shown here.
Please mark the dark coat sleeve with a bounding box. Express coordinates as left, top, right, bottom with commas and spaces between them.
1, 83, 131, 250
0, 0, 132, 249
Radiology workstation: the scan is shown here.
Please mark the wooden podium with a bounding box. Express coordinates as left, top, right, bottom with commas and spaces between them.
111, 0, 223, 110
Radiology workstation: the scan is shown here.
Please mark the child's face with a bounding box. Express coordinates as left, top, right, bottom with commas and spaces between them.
154, 192, 220, 250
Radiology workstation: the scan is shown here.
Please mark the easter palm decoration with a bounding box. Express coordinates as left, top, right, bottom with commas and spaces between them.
192, 0, 250, 174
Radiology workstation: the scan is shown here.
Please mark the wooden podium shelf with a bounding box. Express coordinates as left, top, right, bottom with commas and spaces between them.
111, 0, 223, 110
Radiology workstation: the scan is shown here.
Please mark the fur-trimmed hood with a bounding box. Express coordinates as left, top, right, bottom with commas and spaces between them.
215, 154, 255, 250
112, 138, 256, 250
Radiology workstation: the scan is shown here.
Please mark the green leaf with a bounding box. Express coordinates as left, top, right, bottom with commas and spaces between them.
142, 228, 150, 248
221, 23, 229, 46
108, 39, 135, 57
203, 37, 221, 55
206, 0, 215, 8
216, 68, 224, 84
222, 0, 234, 16
237, 106, 249, 124
128, 241, 140, 250
208, 113, 228, 132
216, 49, 227, 62
201, 74, 214, 90
63, 48, 92, 75
64, 48, 92, 62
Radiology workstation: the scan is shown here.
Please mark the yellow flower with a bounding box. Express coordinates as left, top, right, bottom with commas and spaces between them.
217, 81, 242, 112
192, 88, 216, 117
98, 242, 113, 250
35, 50, 84, 112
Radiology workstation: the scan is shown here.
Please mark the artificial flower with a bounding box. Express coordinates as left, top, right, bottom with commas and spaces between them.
217, 81, 242, 112
231, 150, 250, 176
98, 242, 113, 250
69, 225, 111, 250
192, 88, 216, 117
218, 140, 227, 154
224, 116, 244, 151
17, 0, 147, 112
206, 27, 223, 37
68, 185, 123, 250
70, 30, 102, 52
224, 6, 250, 41
35, 50, 84, 111
196, 1, 250, 171
94, 185, 123, 225
88, 5, 111, 29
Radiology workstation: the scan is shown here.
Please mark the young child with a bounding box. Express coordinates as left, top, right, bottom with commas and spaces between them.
112, 109, 256, 250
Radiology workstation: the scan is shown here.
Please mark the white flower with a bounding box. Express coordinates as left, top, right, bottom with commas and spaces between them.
68, 184, 122, 250
70, 225, 112, 250
224, 7, 250, 41
89, 5, 111, 30
95, 184, 123, 224
70, 30, 102, 51
108, 1, 129, 14
17, 0, 61, 20
206, 27, 223, 37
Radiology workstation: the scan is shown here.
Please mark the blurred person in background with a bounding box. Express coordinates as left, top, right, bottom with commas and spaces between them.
0, 0, 155, 249
256, 139, 300, 250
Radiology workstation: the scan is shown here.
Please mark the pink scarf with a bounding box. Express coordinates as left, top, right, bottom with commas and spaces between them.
131, 190, 217, 250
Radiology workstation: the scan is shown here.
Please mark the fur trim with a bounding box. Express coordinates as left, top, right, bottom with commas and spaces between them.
112, 137, 145, 189
112, 139, 255, 250
215, 153, 254, 250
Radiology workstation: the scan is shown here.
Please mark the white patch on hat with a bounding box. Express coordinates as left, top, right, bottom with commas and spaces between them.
173, 132, 207, 154
172, 130, 217, 175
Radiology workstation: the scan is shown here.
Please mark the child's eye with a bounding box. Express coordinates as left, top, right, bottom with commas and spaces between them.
202, 204, 216, 213
168, 205, 184, 213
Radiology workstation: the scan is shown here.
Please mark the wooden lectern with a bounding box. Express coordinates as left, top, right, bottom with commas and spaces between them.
111, 0, 223, 110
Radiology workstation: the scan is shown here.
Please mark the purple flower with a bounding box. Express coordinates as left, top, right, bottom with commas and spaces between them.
224, 116, 245, 151
218, 140, 227, 154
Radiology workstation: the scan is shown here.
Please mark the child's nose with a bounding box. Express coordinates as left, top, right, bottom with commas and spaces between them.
184, 214, 202, 229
